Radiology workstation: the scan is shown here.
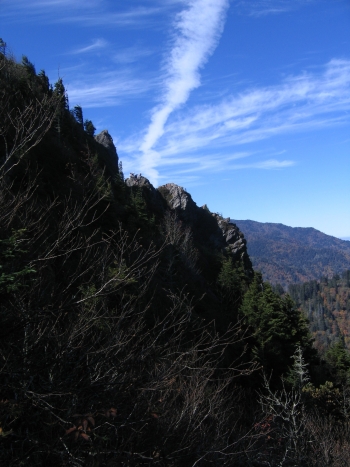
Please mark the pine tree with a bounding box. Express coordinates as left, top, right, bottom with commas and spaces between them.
325, 339, 350, 384
240, 273, 314, 377
54, 78, 68, 109
84, 119, 96, 136
38, 70, 50, 92
21, 55, 36, 77
73, 105, 84, 128
0, 38, 7, 57
217, 257, 247, 325
53, 78, 69, 138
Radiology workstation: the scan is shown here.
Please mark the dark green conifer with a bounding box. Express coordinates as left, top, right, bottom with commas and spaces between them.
240, 272, 314, 377
21, 55, 36, 77
73, 105, 84, 128
84, 119, 96, 136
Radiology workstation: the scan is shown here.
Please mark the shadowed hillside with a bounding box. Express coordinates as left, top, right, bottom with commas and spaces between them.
2, 44, 350, 467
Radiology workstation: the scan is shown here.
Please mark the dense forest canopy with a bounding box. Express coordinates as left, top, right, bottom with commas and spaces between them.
288, 270, 350, 354
1, 43, 350, 467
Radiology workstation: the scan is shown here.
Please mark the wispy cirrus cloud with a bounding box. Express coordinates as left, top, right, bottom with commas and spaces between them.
121, 58, 350, 184
62, 6, 168, 27
113, 46, 153, 64
236, 0, 315, 17
138, 0, 230, 183
70, 39, 108, 55
1, 0, 99, 16
236, 159, 295, 169
1, 0, 179, 27
140, 153, 295, 185
160, 58, 350, 151
66, 71, 154, 108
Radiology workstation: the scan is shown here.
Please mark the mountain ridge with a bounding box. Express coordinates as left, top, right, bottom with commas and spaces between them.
230, 219, 350, 287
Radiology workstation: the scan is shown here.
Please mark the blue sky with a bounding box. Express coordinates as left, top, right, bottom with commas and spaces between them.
1, 0, 350, 238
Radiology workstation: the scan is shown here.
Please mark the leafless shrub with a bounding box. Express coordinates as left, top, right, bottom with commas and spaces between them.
304, 411, 350, 467
0, 172, 258, 466
254, 349, 311, 466
0, 93, 60, 178
0, 53, 62, 182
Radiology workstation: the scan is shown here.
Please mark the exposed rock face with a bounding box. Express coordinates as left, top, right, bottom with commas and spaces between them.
95, 130, 118, 161
157, 183, 198, 223
122, 175, 252, 274
156, 182, 252, 274
213, 213, 249, 266
125, 175, 166, 215
126, 174, 155, 190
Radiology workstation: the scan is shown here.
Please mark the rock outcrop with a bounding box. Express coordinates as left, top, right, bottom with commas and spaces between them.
95, 130, 118, 161
95, 130, 119, 175
122, 175, 252, 274
157, 183, 198, 223
156, 182, 252, 273
125, 175, 166, 216
213, 214, 251, 269
126, 174, 155, 190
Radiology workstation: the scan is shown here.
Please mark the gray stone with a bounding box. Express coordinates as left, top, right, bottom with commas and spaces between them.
125, 175, 154, 190
157, 183, 198, 223
95, 130, 118, 165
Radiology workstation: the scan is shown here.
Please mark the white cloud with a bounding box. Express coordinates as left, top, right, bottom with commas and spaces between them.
138, 0, 229, 184
66, 71, 154, 108
2, 0, 179, 27
70, 39, 108, 55
113, 46, 153, 64
120, 58, 350, 184
145, 153, 294, 185
156, 58, 350, 151
2, 0, 98, 15
233, 159, 295, 169
236, 0, 315, 17
63, 7, 167, 27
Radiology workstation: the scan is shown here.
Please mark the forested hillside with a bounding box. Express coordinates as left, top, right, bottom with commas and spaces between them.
231, 219, 350, 287
289, 270, 350, 354
1, 43, 350, 466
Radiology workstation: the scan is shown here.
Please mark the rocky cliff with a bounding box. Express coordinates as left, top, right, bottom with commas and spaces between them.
126, 176, 252, 276
94, 129, 119, 175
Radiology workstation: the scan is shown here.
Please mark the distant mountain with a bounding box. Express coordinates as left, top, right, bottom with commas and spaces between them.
230, 219, 350, 288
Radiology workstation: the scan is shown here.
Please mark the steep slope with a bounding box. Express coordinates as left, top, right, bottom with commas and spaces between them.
0, 53, 259, 465
1, 47, 332, 467
231, 219, 350, 287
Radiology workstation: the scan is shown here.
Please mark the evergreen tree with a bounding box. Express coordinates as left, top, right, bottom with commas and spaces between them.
37, 70, 50, 92
73, 105, 84, 128
0, 38, 7, 56
118, 160, 124, 181
325, 339, 350, 384
240, 272, 314, 377
84, 119, 96, 136
21, 55, 36, 77
217, 257, 247, 325
53, 78, 69, 110
53, 78, 69, 138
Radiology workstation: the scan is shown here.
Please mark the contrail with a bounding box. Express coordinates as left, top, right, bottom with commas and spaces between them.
139, 0, 230, 184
